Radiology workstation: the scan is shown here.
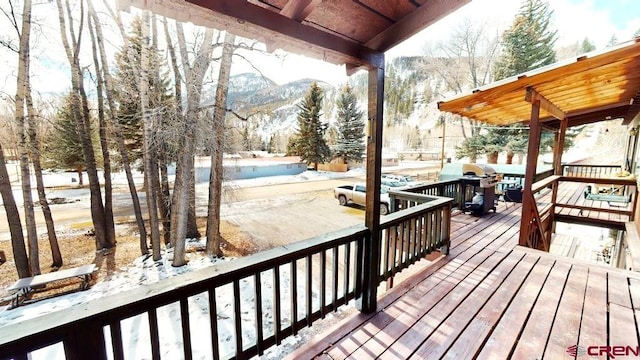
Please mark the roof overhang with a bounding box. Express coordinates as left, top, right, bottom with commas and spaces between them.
118, 0, 471, 73
438, 38, 640, 130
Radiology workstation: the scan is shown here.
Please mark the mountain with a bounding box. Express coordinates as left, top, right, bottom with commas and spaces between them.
220, 73, 336, 149
219, 58, 466, 154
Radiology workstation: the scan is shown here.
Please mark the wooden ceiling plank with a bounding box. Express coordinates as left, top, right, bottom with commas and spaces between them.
280, 0, 322, 22
185, 0, 382, 67
365, 0, 471, 51
355, 0, 416, 21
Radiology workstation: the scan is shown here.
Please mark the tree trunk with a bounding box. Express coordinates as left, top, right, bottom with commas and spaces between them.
16, 0, 40, 275
140, 11, 162, 261
90, 0, 148, 254
172, 25, 214, 266
206, 32, 235, 257
56, 0, 109, 251
0, 143, 30, 278
186, 170, 200, 239
506, 151, 514, 164
26, 81, 62, 267
487, 151, 499, 164
158, 148, 171, 246
88, 11, 116, 248
76, 167, 83, 185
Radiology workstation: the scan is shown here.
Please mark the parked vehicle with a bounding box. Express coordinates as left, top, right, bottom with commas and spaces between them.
334, 183, 390, 215
382, 173, 424, 187
381, 179, 406, 188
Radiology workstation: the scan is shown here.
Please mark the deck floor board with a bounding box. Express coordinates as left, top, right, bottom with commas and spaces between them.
286, 201, 640, 360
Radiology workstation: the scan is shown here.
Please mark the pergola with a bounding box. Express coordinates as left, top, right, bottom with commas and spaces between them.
438, 38, 640, 249
118, 0, 471, 311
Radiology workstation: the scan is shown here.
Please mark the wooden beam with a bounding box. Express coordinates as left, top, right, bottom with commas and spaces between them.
525, 87, 566, 121
185, 0, 382, 67
359, 57, 385, 314
280, 0, 322, 22
553, 118, 568, 175
519, 99, 542, 247
365, 0, 470, 51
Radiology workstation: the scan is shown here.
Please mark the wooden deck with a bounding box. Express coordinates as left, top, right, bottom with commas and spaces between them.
287, 201, 640, 359
552, 180, 634, 227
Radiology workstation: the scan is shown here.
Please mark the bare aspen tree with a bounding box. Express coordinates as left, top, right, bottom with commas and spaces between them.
87, 9, 116, 247
206, 31, 235, 256
2, 0, 63, 268
97, 0, 148, 254
140, 11, 162, 260
422, 20, 499, 162
172, 24, 215, 266
26, 82, 63, 268
56, 0, 111, 250
0, 142, 30, 278
14, 0, 40, 275
154, 17, 174, 246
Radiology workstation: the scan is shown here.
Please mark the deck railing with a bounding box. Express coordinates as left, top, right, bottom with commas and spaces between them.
398, 179, 463, 209
0, 195, 452, 360
383, 191, 453, 288
523, 175, 638, 250
563, 164, 622, 178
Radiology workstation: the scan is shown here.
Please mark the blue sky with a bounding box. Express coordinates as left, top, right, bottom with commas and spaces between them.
583, 0, 640, 28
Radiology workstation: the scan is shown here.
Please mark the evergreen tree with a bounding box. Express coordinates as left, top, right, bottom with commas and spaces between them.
579, 37, 596, 54
242, 126, 251, 151
113, 16, 174, 166
607, 34, 619, 47
291, 83, 331, 170
45, 94, 92, 184
634, 28, 640, 39
334, 85, 365, 164
493, 0, 557, 80
464, 0, 558, 163
267, 135, 275, 153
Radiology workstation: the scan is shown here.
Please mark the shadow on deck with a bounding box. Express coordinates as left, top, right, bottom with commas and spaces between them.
288, 201, 640, 359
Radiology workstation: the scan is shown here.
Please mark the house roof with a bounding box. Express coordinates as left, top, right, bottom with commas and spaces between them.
117, 0, 470, 72
437, 38, 640, 129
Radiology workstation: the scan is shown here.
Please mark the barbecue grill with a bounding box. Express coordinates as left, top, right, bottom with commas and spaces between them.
461, 164, 498, 215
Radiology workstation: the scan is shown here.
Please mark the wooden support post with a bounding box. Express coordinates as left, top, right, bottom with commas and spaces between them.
553, 118, 568, 175
358, 55, 384, 314
519, 98, 542, 247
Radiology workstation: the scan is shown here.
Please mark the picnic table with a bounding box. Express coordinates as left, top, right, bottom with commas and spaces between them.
6, 264, 96, 308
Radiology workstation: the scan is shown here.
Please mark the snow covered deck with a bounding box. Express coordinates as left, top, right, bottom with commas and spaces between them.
287, 202, 640, 359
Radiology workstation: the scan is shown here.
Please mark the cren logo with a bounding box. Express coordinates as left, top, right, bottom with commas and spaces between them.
567, 344, 587, 357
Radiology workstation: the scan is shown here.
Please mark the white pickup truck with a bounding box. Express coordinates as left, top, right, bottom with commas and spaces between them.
334, 183, 390, 215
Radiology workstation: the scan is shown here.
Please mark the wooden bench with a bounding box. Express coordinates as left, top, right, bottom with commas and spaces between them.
6, 264, 96, 308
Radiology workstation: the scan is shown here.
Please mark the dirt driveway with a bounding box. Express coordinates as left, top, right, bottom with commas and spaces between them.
0, 177, 368, 247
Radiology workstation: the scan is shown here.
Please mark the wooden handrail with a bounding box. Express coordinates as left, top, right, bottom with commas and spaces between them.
531, 175, 561, 193
559, 176, 636, 186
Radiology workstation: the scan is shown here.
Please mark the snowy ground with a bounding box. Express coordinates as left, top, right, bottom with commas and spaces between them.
0, 160, 440, 359
3, 244, 348, 359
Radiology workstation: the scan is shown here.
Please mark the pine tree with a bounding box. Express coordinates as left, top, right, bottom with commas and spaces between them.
45, 94, 91, 184
477, 0, 558, 162
242, 126, 251, 151
292, 83, 331, 170
579, 37, 596, 54
493, 0, 557, 80
334, 85, 365, 165
113, 16, 174, 166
